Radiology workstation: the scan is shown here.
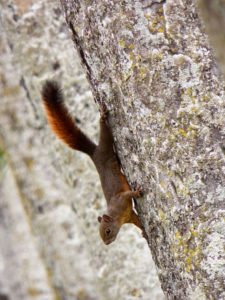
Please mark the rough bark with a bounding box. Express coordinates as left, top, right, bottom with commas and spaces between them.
197, 0, 225, 78
0, 0, 163, 299
60, 0, 225, 299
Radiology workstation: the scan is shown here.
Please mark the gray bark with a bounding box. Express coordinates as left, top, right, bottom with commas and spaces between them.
0, 0, 163, 299
60, 0, 225, 299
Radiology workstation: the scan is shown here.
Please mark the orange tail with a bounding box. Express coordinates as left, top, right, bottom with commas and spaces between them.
42, 80, 96, 156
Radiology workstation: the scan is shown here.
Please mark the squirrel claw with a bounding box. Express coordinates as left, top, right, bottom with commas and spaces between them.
133, 183, 143, 197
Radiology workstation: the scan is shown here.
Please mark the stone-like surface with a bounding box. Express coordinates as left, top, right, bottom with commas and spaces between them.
61, 0, 225, 299
0, 0, 163, 299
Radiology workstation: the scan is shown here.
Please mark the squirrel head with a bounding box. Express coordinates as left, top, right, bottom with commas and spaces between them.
97, 214, 120, 245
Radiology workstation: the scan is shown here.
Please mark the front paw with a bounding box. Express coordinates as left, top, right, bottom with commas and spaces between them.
133, 183, 143, 197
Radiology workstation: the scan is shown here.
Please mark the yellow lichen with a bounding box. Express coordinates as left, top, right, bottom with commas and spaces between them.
158, 27, 164, 33
178, 128, 187, 138
129, 52, 135, 62
191, 107, 199, 113
165, 192, 172, 199
202, 94, 210, 102
172, 226, 203, 273
168, 134, 176, 142
128, 43, 135, 50
139, 67, 147, 79
119, 39, 126, 48
159, 209, 166, 222
175, 56, 186, 66
152, 52, 163, 61
148, 14, 165, 34
177, 186, 189, 197
186, 87, 193, 97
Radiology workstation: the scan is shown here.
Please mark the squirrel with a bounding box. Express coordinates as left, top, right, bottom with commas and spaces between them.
41, 80, 146, 245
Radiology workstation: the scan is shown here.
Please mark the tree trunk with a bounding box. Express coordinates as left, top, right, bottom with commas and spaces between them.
60, 0, 225, 299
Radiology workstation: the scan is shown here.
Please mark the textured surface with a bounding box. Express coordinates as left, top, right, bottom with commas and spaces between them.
60, 0, 225, 299
0, 0, 163, 299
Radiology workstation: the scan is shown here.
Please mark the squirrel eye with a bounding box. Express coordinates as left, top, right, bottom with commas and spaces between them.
105, 228, 111, 235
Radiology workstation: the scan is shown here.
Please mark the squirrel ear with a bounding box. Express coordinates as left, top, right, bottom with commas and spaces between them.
97, 216, 102, 223
102, 214, 113, 223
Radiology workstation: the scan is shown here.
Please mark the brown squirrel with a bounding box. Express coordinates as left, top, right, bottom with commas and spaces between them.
41, 80, 145, 245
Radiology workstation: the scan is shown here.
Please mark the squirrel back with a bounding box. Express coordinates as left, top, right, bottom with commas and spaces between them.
42, 81, 96, 156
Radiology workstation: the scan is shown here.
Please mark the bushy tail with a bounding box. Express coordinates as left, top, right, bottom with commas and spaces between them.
42, 80, 96, 156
